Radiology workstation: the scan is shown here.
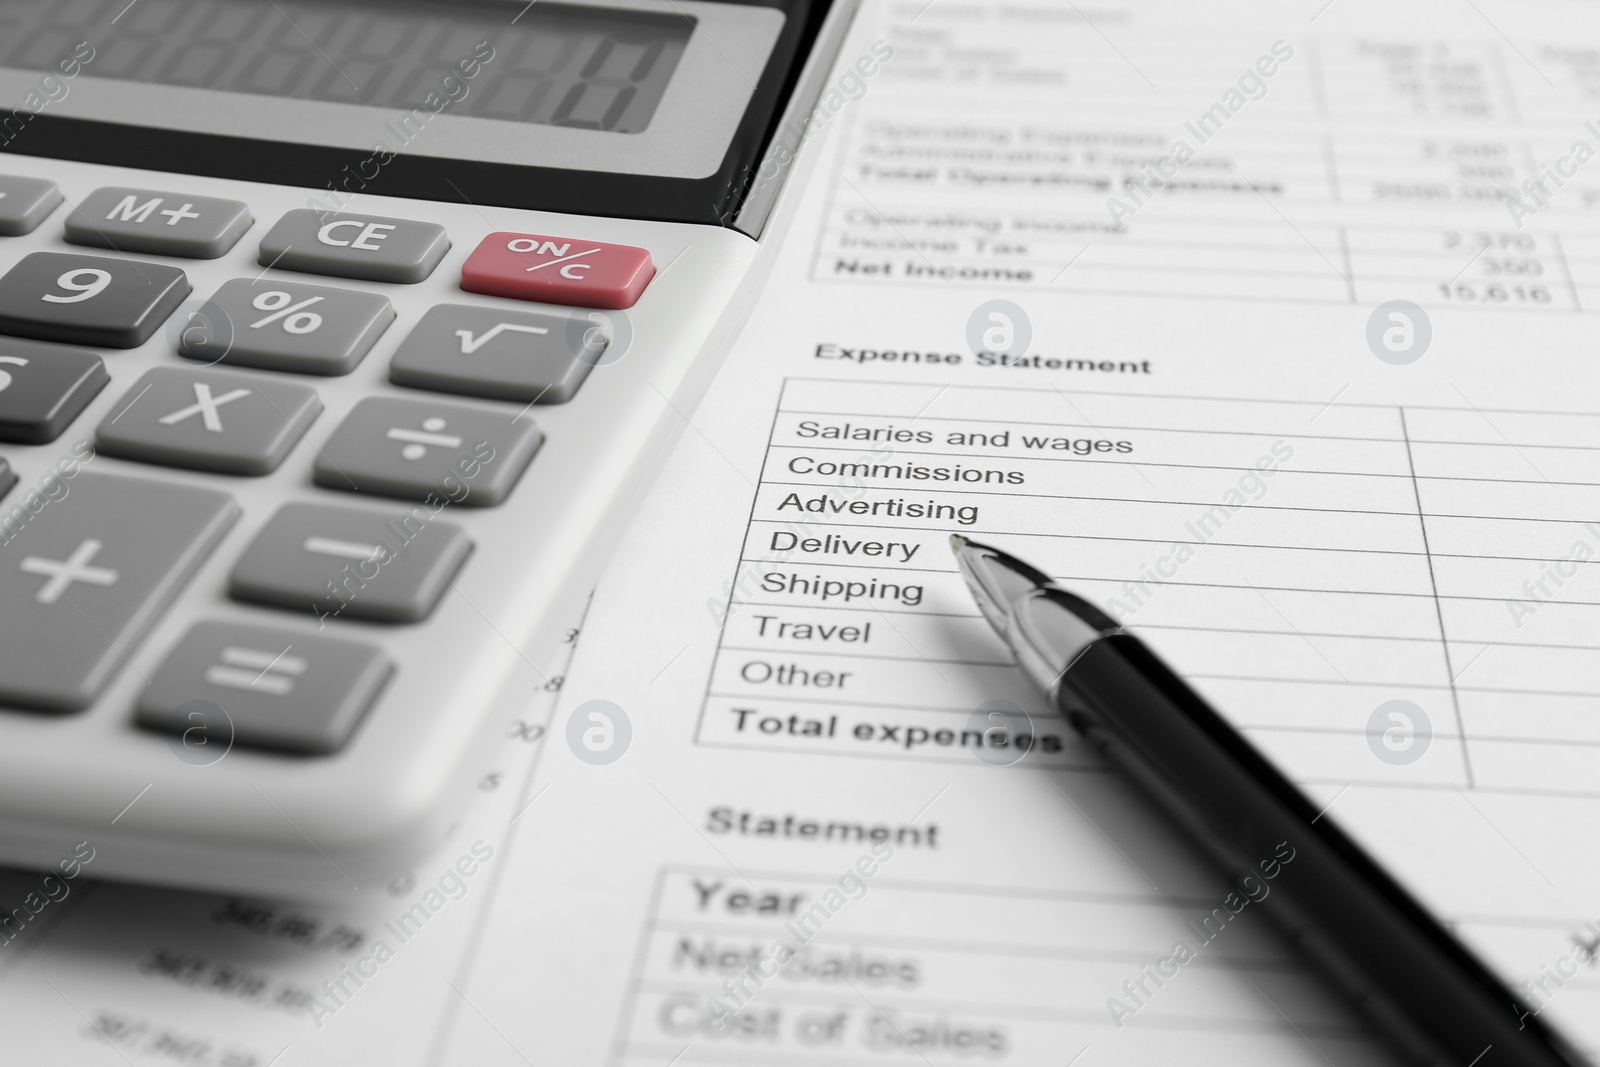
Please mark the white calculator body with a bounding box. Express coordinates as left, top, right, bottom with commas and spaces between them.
0, 0, 856, 895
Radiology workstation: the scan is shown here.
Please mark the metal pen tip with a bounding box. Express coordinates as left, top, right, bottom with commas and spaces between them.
949, 535, 1054, 636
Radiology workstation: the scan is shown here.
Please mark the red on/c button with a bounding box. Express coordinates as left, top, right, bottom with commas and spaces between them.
460, 231, 655, 310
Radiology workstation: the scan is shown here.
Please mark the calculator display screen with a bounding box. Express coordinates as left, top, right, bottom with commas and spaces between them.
0, 0, 691, 134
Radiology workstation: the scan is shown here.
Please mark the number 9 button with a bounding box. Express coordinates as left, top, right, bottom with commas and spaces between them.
0, 251, 189, 349
179, 278, 395, 376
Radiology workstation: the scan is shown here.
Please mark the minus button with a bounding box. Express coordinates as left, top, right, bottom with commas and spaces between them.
303, 536, 385, 561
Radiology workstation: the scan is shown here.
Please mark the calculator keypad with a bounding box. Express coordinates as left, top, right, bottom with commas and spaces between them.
0, 471, 238, 713
388, 303, 600, 403
229, 501, 472, 624
258, 209, 450, 283
0, 251, 190, 348
65, 187, 253, 260
0, 177, 634, 754
137, 621, 393, 756
0, 176, 63, 236
179, 277, 395, 376
0, 339, 108, 445
95, 366, 322, 476
313, 395, 542, 507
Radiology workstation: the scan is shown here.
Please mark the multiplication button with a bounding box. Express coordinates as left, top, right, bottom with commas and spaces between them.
179, 278, 395, 375
258, 209, 450, 284
65, 187, 253, 259
95, 366, 321, 475
0, 251, 189, 348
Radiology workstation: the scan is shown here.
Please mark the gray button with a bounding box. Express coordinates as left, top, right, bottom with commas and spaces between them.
0, 251, 190, 349
0, 176, 62, 236
389, 303, 600, 403
0, 338, 108, 445
0, 471, 238, 713
137, 621, 393, 755
258, 210, 449, 284
97, 366, 320, 476
0, 457, 14, 500
65, 187, 253, 260
230, 501, 472, 624
313, 396, 540, 507
179, 277, 395, 376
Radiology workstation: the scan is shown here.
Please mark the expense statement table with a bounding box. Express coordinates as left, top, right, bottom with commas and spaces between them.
697, 378, 1600, 797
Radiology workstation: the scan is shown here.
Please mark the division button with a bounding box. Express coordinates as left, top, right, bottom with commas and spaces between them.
0, 251, 190, 349
178, 277, 395, 376
137, 620, 393, 755
388, 303, 601, 403
0, 175, 63, 236
0, 471, 238, 713
460, 231, 654, 309
229, 501, 473, 624
258, 209, 450, 284
96, 366, 321, 476
0, 338, 108, 445
313, 395, 542, 507
65, 187, 253, 259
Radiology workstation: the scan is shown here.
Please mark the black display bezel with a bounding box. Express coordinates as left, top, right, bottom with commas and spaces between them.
0, 0, 824, 227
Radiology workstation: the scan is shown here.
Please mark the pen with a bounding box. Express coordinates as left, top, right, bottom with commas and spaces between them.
949, 534, 1589, 1067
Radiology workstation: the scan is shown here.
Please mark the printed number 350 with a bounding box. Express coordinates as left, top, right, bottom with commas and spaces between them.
42, 268, 111, 304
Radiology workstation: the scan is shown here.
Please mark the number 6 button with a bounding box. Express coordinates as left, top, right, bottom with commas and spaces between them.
0, 251, 190, 348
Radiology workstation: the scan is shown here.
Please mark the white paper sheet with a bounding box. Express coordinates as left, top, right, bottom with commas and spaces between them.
437, 0, 1600, 1061
11, 0, 1600, 1062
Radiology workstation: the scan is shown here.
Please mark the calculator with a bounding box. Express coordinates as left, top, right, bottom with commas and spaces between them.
0, 0, 857, 895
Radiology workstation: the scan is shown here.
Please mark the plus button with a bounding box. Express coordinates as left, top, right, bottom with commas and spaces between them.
20, 538, 120, 604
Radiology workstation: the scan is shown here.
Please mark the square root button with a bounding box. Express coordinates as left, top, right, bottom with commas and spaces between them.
460, 232, 653, 310
388, 304, 600, 404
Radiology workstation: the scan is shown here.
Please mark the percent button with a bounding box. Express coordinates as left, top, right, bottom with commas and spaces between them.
251, 290, 324, 335
177, 278, 396, 376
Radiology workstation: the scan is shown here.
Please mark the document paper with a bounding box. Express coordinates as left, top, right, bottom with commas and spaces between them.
438, 0, 1600, 1063
4, 0, 1599, 1063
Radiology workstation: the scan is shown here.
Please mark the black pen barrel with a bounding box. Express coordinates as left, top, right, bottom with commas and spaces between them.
1057, 632, 1587, 1067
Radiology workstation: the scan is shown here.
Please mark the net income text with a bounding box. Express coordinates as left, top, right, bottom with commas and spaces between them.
829, 257, 1035, 283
